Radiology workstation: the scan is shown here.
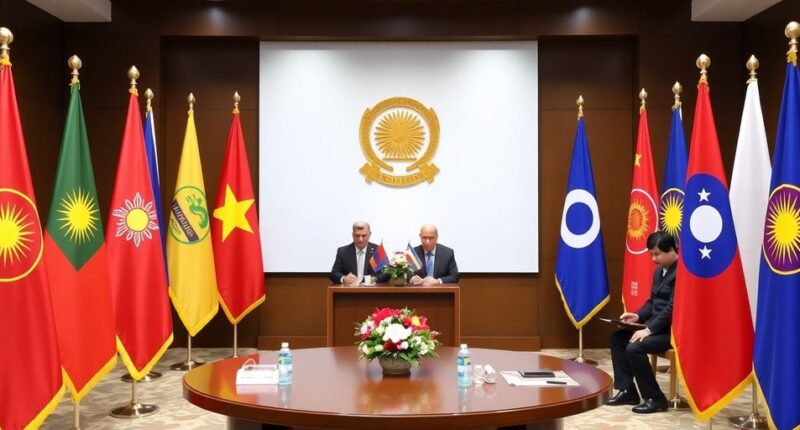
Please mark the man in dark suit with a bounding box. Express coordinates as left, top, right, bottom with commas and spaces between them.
605, 231, 677, 414
330, 221, 381, 285
410, 223, 459, 285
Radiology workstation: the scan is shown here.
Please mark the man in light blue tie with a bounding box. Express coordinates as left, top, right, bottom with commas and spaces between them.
410, 223, 459, 285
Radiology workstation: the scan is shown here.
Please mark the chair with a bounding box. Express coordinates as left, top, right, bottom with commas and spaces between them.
649, 349, 689, 410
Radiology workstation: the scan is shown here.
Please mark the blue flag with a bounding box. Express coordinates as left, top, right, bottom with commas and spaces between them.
755, 61, 800, 430
554, 116, 609, 329
659, 107, 688, 237
143, 106, 168, 278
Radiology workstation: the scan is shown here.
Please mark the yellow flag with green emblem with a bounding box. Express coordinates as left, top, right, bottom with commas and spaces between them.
167, 95, 218, 336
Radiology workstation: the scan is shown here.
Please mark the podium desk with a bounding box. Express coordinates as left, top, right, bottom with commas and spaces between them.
327, 284, 460, 347
183, 347, 613, 430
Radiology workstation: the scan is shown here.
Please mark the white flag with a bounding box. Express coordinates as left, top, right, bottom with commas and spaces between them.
730, 75, 771, 327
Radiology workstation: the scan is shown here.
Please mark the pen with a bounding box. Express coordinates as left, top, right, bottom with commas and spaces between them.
546, 380, 567, 385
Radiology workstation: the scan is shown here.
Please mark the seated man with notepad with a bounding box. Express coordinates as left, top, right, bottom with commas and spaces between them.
605, 231, 677, 414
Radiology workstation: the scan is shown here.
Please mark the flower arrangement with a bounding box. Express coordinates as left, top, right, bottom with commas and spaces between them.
355, 307, 440, 366
381, 253, 415, 282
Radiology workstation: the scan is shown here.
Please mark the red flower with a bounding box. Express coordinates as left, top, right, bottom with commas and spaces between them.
402, 316, 413, 327
371, 307, 399, 324
383, 340, 399, 352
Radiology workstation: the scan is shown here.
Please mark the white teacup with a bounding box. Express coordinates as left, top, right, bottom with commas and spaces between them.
363, 275, 375, 285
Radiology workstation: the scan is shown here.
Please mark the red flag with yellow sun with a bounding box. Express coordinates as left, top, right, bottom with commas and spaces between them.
211, 98, 265, 324
0, 31, 64, 429
622, 94, 659, 312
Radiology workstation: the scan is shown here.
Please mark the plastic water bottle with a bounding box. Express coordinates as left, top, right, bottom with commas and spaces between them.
278, 342, 293, 385
457, 343, 472, 387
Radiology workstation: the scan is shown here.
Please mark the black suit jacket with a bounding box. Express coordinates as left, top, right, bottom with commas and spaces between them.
330, 242, 381, 284
635, 261, 677, 335
413, 244, 459, 284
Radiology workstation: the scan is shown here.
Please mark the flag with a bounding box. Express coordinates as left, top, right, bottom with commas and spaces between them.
106, 81, 173, 380
369, 241, 389, 271
554, 113, 610, 329
168, 102, 218, 336
754, 56, 800, 430
621, 101, 659, 312
143, 95, 167, 279
673, 72, 753, 420
0, 45, 64, 429
44, 76, 117, 402
730, 68, 771, 327
404, 241, 422, 271
659, 102, 688, 238
211, 105, 264, 325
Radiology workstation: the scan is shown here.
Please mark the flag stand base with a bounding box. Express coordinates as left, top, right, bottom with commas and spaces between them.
170, 336, 203, 371
110, 380, 158, 419
668, 396, 690, 410
728, 414, 767, 429
110, 402, 159, 419
170, 359, 203, 371
120, 371, 162, 383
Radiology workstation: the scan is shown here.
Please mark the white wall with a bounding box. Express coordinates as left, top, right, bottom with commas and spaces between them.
259, 41, 538, 272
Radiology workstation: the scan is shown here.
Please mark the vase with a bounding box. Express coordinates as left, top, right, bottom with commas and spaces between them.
378, 356, 412, 376
387, 275, 407, 286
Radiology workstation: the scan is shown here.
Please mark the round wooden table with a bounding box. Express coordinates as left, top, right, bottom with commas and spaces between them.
183, 347, 612, 430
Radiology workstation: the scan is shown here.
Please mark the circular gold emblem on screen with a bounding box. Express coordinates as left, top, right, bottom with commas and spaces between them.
359, 97, 440, 187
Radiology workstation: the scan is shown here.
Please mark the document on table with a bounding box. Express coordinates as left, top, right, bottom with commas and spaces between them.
499, 370, 579, 386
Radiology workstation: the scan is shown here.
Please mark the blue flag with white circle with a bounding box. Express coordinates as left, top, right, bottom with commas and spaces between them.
554, 116, 610, 329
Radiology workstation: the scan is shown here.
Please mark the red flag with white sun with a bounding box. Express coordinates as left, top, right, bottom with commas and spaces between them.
105, 79, 173, 380
622, 103, 659, 312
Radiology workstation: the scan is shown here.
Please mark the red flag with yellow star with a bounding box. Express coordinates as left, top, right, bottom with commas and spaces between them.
0, 39, 64, 429
211, 105, 265, 324
621, 101, 659, 312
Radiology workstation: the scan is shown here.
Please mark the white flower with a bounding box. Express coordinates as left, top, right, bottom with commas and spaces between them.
400, 341, 409, 350
383, 323, 411, 343
374, 344, 384, 352
360, 322, 371, 335
420, 343, 429, 355
361, 344, 371, 355
394, 254, 407, 264
376, 325, 385, 335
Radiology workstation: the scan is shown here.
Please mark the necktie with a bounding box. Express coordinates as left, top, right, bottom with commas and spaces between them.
426, 252, 434, 277
357, 250, 365, 280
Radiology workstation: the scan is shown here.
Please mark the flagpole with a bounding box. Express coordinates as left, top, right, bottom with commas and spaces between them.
171, 335, 204, 370
233, 323, 239, 358
72, 398, 80, 430
571, 327, 597, 365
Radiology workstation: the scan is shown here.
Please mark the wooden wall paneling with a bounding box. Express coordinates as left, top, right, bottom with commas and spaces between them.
257, 275, 331, 350
744, 0, 800, 156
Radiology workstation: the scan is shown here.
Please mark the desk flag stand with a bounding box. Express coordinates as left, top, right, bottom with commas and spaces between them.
171, 335, 204, 370
570, 328, 597, 366
110, 378, 158, 419
728, 382, 766, 429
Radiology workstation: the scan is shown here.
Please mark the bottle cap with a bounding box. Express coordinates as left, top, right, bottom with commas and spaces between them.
460, 343, 468, 349
281, 342, 289, 348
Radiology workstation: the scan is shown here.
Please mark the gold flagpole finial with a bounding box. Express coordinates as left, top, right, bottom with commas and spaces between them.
577, 95, 584, 119
145, 88, 154, 112
672, 81, 683, 111
188, 93, 195, 112
127, 66, 139, 95
746, 55, 760, 83
233, 91, 240, 114
639, 88, 647, 113
696, 54, 711, 85
68, 55, 82, 86
786, 22, 799, 65
0, 27, 14, 65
